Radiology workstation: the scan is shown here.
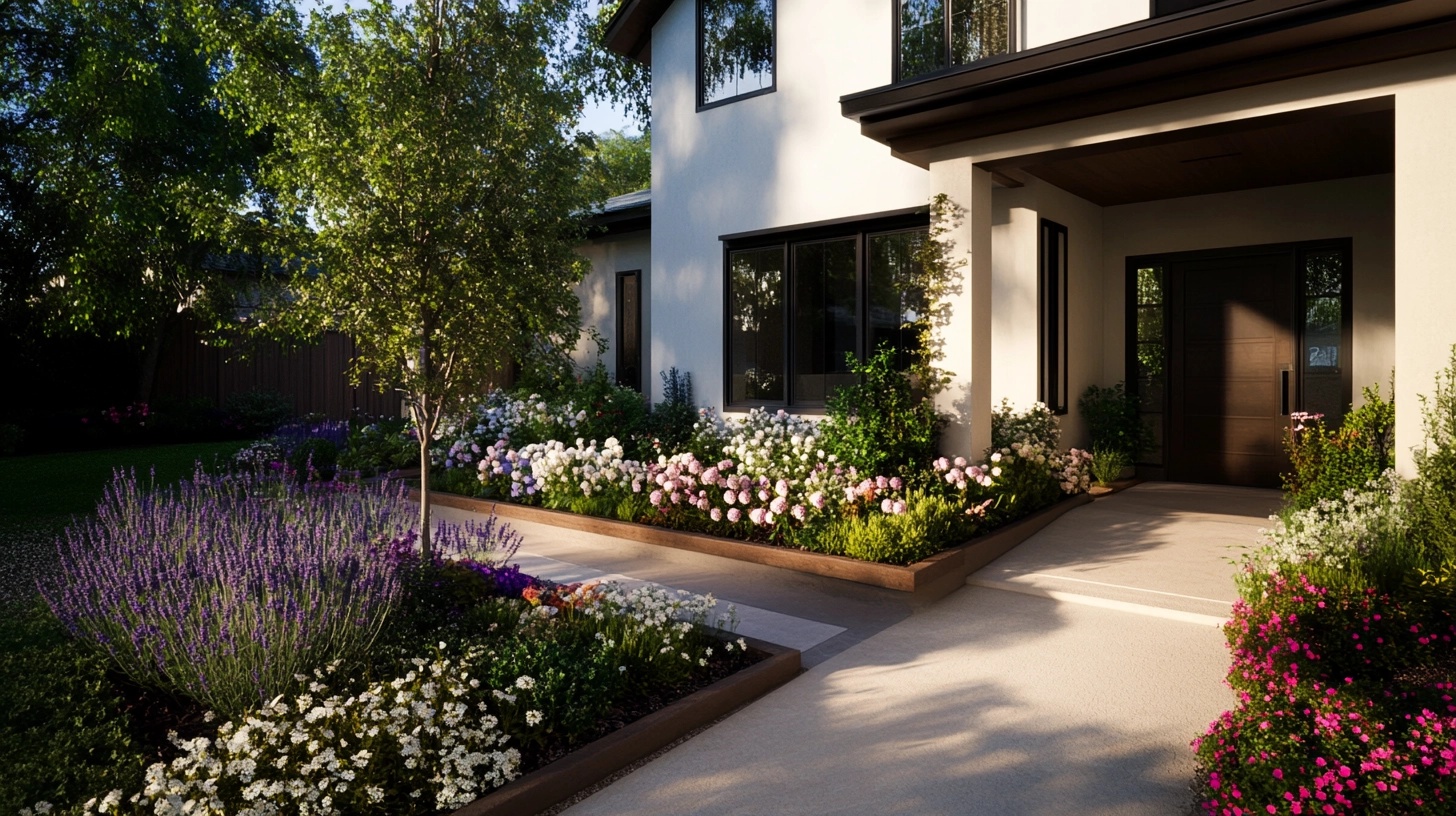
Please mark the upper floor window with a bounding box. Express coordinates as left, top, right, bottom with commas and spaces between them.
698, 0, 775, 109
897, 0, 1011, 82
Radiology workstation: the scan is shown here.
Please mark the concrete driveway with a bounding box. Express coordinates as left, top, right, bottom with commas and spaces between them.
442, 482, 1283, 815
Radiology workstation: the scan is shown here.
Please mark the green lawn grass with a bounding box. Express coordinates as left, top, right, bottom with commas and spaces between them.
0, 440, 247, 524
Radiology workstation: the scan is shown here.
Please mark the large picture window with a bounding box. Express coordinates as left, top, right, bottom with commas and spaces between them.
897, 0, 1011, 82
698, 0, 775, 109
724, 214, 928, 409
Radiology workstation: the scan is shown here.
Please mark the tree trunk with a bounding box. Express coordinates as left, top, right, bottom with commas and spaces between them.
418, 423, 432, 561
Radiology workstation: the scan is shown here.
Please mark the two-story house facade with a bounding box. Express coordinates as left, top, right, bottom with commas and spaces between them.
581, 0, 1455, 488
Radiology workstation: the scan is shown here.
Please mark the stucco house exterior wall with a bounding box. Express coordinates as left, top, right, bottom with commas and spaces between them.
589, 0, 1452, 485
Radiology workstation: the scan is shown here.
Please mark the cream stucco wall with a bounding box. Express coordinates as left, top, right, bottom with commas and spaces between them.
988, 177, 1105, 449
573, 231, 651, 381
1021, 0, 1147, 51
1101, 175, 1396, 404
650, 0, 932, 407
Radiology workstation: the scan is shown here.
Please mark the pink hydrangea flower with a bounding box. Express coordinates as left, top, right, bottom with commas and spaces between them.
727, 507, 742, 523
791, 504, 807, 521
739, 490, 751, 505
809, 491, 826, 510
748, 508, 766, 525
649, 490, 663, 506
881, 498, 894, 514
710, 507, 723, 522
770, 496, 788, 515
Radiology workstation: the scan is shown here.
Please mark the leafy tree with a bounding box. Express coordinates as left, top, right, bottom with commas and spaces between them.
215, 0, 600, 554
0, 0, 273, 402
582, 128, 650, 199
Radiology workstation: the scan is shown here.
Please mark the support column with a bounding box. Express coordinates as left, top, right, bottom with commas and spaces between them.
929, 157, 994, 459
1395, 80, 1456, 476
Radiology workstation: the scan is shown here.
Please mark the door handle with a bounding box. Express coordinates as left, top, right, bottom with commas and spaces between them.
1281, 369, 1291, 416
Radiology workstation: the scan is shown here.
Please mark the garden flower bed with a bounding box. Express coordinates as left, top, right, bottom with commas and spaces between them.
5, 467, 791, 816
415, 386, 1094, 582
1193, 366, 1455, 815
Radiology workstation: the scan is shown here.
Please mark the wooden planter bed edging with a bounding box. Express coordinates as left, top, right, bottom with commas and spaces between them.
448, 638, 801, 816
416, 488, 1093, 602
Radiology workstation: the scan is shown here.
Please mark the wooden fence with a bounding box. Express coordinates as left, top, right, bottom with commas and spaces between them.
152, 320, 401, 420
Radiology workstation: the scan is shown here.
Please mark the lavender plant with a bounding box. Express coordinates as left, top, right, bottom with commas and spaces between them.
40, 469, 516, 717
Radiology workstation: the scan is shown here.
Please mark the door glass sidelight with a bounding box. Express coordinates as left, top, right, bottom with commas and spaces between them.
1298, 247, 1350, 427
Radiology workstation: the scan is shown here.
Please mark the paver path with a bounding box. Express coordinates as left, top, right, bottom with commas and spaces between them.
441, 482, 1282, 815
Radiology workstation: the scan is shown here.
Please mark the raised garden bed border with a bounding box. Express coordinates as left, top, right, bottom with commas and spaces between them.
449, 637, 800, 816
416, 488, 1093, 602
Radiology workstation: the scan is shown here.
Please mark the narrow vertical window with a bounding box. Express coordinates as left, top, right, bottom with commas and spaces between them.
698, 0, 775, 108
1298, 246, 1350, 426
615, 271, 642, 392
897, 0, 1011, 81
727, 247, 785, 403
1133, 265, 1166, 466
1039, 219, 1069, 414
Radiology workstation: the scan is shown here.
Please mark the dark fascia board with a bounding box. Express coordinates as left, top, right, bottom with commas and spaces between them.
841, 0, 1456, 155
604, 0, 675, 64
584, 203, 651, 239
718, 205, 929, 244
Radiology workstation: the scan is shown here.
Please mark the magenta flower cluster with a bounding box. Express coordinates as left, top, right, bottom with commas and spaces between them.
1195, 572, 1456, 814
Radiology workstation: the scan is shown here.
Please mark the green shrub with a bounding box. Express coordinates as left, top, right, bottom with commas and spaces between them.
287, 436, 339, 480
222, 389, 293, 437
642, 368, 698, 459
1089, 448, 1130, 487
1077, 382, 1149, 458
820, 346, 942, 478
803, 491, 970, 565
338, 416, 417, 475
0, 603, 146, 815
1281, 382, 1394, 510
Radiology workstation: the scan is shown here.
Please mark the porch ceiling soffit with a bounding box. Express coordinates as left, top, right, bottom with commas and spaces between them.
840, 0, 1456, 157
979, 98, 1393, 206
604, 0, 675, 64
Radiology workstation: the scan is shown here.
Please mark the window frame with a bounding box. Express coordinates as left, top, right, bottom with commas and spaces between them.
721, 209, 930, 412
697, 0, 778, 112
892, 0, 1018, 84
1039, 219, 1069, 415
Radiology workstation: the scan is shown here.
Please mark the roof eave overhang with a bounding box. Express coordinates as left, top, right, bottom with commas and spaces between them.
841, 0, 1456, 156
603, 0, 675, 64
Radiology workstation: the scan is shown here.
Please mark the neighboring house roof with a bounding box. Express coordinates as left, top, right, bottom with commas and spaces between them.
584, 188, 651, 237
603, 0, 673, 64
842, 0, 1456, 155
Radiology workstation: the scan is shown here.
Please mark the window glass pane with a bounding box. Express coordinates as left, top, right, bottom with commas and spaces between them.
950, 0, 1009, 65
1136, 306, 1163, 344
1300, 249, 1347, 425
792, 239, 858, 404
728, 248, 784, 402
899, 0, 946, 79
700, 0, 774, 106
616, 273, 641, 392
1136, 266, 1163, 305
1304, 250, 1343, 297
868, 230, 927, 370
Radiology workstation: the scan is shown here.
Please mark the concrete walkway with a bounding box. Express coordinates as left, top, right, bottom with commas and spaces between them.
440, 482, 1281, 815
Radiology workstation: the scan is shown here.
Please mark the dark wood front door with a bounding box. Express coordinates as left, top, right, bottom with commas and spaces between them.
1166, 248, 1296, 487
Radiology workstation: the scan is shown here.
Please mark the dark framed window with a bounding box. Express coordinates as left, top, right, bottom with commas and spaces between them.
1039, 219, 1069, 415
698, 0, 775, 110
616, 270, 642, 392
1297, 241, 1353, 428
896, 0, 1013, 82
724, 212, 928, 410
